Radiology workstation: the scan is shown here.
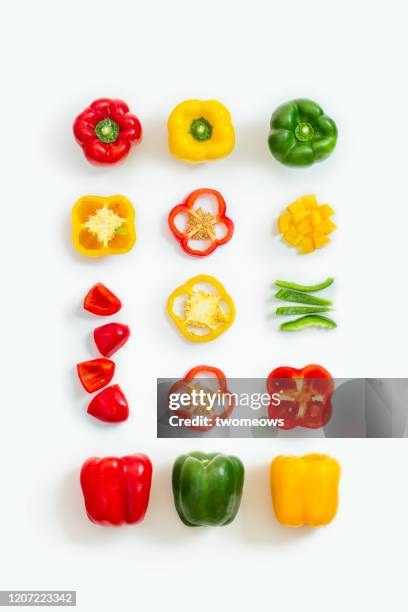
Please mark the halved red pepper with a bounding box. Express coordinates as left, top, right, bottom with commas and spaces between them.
80, 454, 152, 526
168, 365, 235, 431
77, 358, 115, 393
93, 322, 130, 357
83, 283, 122, 316
168, 188, 234, 257
267, 364, 333, 429
87, 384, 129, 422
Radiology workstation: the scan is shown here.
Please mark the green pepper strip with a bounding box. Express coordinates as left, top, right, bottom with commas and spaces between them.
280, 315, 337, 331
275, 289, 332, 306
276, 306, 333, 316
274, 277, 334, 292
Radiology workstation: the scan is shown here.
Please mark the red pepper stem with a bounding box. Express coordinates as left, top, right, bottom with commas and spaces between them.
95, 118, 120, 143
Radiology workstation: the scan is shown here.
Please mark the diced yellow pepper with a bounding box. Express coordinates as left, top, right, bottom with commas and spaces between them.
283, 227, 303, 246
278, 212, 292, 234
287, 199, 303, 215
297, 218, 313, 234
300, 194, 318, 210
299, 236, 314, 254
320, 219, 337, 235
318, 204, 335, 218
312, 230, 330, 249
291, 207, 308, 223
310, 210, 322, 227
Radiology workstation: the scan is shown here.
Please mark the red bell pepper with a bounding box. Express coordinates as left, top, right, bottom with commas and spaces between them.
84, 283, 122, 316
73, 98, 142, 165
94, 322, 130, 357
77, 358, 115, 393
267, 364, 333, 429
168, 365, 235, 431
80, 454, 152, 526
168, 188, 234, 257
87, 384, 128, 422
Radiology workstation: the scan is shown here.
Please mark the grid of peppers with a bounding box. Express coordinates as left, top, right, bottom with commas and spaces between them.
274, 277, 337, 331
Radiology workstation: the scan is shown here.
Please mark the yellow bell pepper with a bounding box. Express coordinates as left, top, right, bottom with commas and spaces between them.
167, 100, 235, 163
270, 454, 340, 527
72, 195, 136, 257
167, 274, 235, 342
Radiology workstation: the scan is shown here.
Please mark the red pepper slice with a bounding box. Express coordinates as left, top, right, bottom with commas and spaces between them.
84, 283, 122, 316
73, 98, 142, 165
77, 358, 115, 393
168, 365, 235, 431
93, 322, 130, 357
87, 384, 129, 422
267, 364, 333, 429
168, 189, 234, 257
80, 454, 152, 526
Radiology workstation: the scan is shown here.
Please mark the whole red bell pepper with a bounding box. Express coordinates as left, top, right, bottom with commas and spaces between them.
80, 454, 152, 526
267, 364, 333, 429
73, 98, 142, 165
168, 188, 234, 256
77, 358, 115, 393
93, 322, 130, 357
87, 384, 128, 422
83, 283, 122, 316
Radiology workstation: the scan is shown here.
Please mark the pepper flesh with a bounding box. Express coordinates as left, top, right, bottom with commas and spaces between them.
87, 384, 129, 423
280, 314, 337, 331
275, 277, 334, 292
83, 283, 122, 315
275, 289, 332, 306
77, 358, 115, 393
276, 306, 333, 316
93, 322, 130, 357
172, 451, 244, 526
167, 100, 235, 162
268, 98, 337, 167
270, 454, 340, 527
72, 195, 136, 257
80, 454, 152, 526
278, 195, 336, 254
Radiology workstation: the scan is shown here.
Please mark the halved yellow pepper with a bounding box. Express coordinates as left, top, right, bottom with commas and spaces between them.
72, 195, 136, 257
270, 454, 340, 527
167, 100, 235, 163
167, 274, 235, 342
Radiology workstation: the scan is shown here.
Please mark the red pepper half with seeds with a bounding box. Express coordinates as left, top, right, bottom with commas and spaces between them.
80, 454, 152, 526
168, 188, 234, 256
73, 98, 142, 165
267, 364, 333, 429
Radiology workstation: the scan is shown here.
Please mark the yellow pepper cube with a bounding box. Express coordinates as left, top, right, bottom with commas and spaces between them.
300, 194, 318, 210
312, 230, 330, 249
270, 454, 341, 527
310, 210, 322, 227
318, 204, 335, 218
298, 236, 314, 254
287, 199, 303, 215
320, 219, 337, 235
278, 212, 292, 234
283, 227, 303, 246
297, 218, 313, 235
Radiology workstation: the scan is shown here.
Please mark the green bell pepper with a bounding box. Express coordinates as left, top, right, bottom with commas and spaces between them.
268, 98, 337, 167
172, 451, 244, 527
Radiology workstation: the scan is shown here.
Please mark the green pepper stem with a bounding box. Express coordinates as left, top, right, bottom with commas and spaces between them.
189, 117, 213, 142
95, 118, 120, 143
294, 122, 314, 142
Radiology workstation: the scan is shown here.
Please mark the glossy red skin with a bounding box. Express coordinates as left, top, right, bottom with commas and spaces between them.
93, 323, 130, 357
168, 188, 234, 257
73, 98, 142, 165
267, 364, 333, 430
84, 283, 122, 316
77, 358, 115, 393
80, 454, 152, 526
87, 384, 129, 422
169, 365, 235, 431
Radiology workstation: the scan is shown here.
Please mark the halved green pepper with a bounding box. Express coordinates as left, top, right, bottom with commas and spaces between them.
172, 451, 244, 527
268, 99, 337, 167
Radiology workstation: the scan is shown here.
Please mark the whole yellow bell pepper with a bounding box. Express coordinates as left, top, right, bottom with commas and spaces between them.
270, 454, 340, 527
167, 274, 235, 342
72, 195, 136, 257
167, 100, 235, 163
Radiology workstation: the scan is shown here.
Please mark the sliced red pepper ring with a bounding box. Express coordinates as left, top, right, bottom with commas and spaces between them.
87, 384, 129, 423
93, 322, 130, 357
168, 365, 235, 431
267, 364, 333, 430
77, 358, 115, 393
168, 188, 234, 257
84, 283, 122, 316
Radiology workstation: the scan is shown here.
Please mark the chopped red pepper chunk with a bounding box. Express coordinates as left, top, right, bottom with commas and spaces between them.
93, 322, 130, 357
87, 384, 129, 422
84, 283, 122, 316
77, 358, 115, 393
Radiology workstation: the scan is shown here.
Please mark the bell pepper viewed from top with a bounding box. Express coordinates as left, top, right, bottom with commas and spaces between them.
80, 454, 152, 526
267, 364, 333, 429
270, 454, 340, 527
93, 322, 130, 357
168, 365, 235, 431
167, 100, 235, 163
73, 98, 142, 165
77, 358, 115, 393
83, 283, 122, 316
168, 188, 234, 257
167, 274, 235, 342
172, 451, 244, 526
268, 98, 337, 167
72, 195, 136, 257
87, 384, 129, 422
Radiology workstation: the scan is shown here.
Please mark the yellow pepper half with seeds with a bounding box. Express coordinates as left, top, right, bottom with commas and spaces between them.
167, 100, 235, 163
271, 454, 340, 527
72, 195, 136, 257
167, 274, 235, 342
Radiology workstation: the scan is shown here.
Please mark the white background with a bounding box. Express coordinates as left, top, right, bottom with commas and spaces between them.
1, 1, 408, 610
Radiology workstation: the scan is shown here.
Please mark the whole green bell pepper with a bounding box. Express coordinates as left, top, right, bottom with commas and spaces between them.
172, 451, 244, 527
268, 98, 337, 167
